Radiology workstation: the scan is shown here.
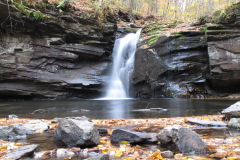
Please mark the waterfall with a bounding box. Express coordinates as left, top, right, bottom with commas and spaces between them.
104, 29, 141, 99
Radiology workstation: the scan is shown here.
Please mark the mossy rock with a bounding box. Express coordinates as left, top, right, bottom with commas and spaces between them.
147, 35, 159, 46
124, 28, 138, 33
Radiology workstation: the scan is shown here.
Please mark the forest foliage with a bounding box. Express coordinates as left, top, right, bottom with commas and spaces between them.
8, 0, 240, 22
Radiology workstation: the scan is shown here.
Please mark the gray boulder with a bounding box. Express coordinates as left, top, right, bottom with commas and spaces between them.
228, 118, 240, 129
4, 144, 39, 160
53, 119, 100, 147
110, 129, 151, 144
145, 133, 158, 143
23, 120, 49, 133
186, 118, 226, 128
222, 101, 240, 119
157, 125, 209, 153
0, 124, 27, 139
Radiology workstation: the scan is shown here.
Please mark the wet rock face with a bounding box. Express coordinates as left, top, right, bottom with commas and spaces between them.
53, 119, 100, 147
157, 126, 209, 153
0, 0, 117, 100
208, 37, 240, 89
132, 22, 240, 98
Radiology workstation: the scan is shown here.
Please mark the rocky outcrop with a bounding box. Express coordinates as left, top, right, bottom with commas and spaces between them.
53, 118, 100, 147
132, 7, 240, 98
0, 0, 118, 100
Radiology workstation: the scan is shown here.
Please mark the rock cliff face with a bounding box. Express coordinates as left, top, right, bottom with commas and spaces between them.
132, 10, 240, 98
0, 0, 118, 100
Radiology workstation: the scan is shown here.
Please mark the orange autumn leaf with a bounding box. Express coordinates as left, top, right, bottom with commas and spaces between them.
175, 154, 183, 159
148, 150, 162, 159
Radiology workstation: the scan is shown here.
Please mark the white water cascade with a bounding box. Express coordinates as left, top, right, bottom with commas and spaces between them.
104, 29, 141, 99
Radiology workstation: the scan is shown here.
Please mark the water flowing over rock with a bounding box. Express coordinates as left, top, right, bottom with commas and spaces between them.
104, 30, 141, 99
132, 19, 240, 98
157, 125, 209, 153
53, 119, 100, 147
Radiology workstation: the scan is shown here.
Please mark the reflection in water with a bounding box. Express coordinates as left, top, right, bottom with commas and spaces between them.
0, 99, 237, 119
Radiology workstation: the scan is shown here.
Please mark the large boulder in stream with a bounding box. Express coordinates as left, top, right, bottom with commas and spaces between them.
157, 125, 209, 153
228, 118, 240, 129
53, 119, 100, 147
0, 124, 28, 139
222, 101, 240, 119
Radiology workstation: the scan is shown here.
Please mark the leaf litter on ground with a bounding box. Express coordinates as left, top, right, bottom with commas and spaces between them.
1, 115, 240, 159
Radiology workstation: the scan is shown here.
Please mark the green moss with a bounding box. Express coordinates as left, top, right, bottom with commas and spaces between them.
177, 36, 185, 40
124, 28, 138, 33
35, 2, 47, 9
147, 36, 159, 46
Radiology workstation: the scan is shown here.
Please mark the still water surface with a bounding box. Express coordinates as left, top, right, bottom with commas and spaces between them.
0, 99, 237, 119
0, 99, 239, 159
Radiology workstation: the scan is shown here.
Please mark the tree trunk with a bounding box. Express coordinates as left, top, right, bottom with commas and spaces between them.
129, 0, 134, 15
155, 0, 158, 15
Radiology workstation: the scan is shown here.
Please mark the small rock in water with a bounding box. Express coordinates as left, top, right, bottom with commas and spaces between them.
149, 108, 163, 110
98, 128, 108, 135
8, 114, 18, 119
161, 150, 173, 158
85, 154, 109, 160
24, 120, 49, 132
110, 129, 151, 144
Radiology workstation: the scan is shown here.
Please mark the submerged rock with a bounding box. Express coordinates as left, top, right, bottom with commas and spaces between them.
53, 119, 100, 147
110, 129, 153, 144
85, 154, 109, 160
157, 125, 209, 153
186, 118, 226, 128
4, 144, 39, 160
